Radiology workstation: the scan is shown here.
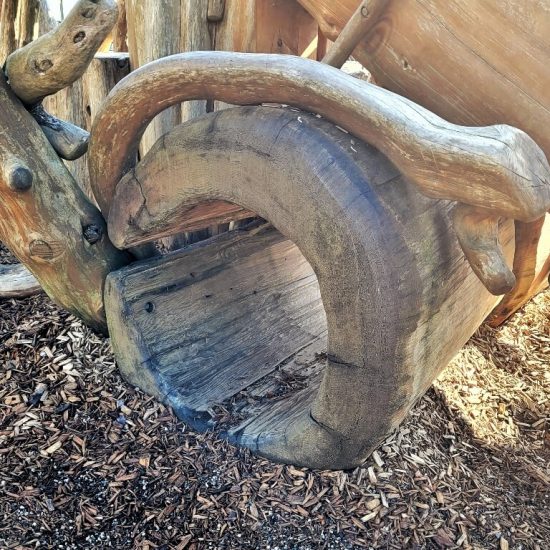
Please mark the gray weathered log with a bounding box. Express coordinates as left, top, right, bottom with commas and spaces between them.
105, 107, 521, 468
89, 52, 550, 293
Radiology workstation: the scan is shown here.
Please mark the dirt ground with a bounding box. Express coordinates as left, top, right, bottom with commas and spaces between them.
0, 250, 548, 549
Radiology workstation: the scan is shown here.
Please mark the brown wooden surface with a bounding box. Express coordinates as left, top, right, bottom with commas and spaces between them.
43, 53, 130, 199
89, 52, 550, 293
0, 72, 129, 331
105, 107, 525, 468
299, 0, 550, 317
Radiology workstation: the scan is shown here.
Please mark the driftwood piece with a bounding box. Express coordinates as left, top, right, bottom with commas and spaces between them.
0, 72, 129, 331
0, 263, 42, 298
452, 205, 516, 295
29, 103, 90, 160
322, 0, 388, 68
105, 107, 519, 468
5, 0, 119, 105
89, 52, 550, 292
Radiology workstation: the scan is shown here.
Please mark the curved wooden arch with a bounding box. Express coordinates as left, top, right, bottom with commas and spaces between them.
89, 52, 550, 295
106, 107, 515, 469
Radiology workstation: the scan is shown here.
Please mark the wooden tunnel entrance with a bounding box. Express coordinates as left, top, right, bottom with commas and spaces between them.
106, 225, 329, 449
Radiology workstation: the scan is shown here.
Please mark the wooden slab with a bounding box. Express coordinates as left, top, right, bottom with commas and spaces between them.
106, 225, 327, 433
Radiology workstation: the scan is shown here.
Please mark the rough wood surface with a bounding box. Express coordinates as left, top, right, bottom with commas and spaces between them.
42, 53, 130, 199
299, 0, 550, 315
89, 52, 550, 292
104, 107, 526, 468
0, 72, 129, 331
0, 0, 17, 63
488, 216, 550, 326
5, 0, 119, 105
106, 226, 326, 420
0, 263, 42, 298
322, 0, 388, 68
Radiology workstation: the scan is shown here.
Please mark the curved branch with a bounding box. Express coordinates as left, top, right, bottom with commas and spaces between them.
5, 0, 118, 105
0, 263, 42, 298
89, 53, 550, 223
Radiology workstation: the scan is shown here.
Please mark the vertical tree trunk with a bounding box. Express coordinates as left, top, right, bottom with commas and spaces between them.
0, 0, 18, 64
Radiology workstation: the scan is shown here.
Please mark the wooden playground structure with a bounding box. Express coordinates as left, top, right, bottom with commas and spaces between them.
0, 0, 548, 469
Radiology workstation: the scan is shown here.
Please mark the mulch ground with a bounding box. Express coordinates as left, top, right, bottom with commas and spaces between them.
0, 246, 548, 549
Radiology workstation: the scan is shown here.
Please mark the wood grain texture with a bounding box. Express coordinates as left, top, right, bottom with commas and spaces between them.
0, 72, 130, 331
106, 226, 326, 422
298, 1, 550, 310
89, 52, 550, 292
322, 0, 389, 68
90, 53, 550, 224
5, 0, 119, 105
43, 53, 130, 199
0, 263, 42, 298
488, 215, 550, 326
104, 107, 527, 468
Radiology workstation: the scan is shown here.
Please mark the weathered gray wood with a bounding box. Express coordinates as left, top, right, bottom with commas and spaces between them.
5, 0, 119, 105
89, 52, 550, 294
0, 263, 42, 298
104, 107, 529, 468
106, 225, 326, 424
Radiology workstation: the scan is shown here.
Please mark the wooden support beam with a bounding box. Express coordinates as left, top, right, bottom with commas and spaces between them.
5, 0, 119, 104
0, 67, 129, 332
322, 0, 388, 68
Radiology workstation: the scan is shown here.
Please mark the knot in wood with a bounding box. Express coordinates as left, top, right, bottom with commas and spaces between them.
83, 224, 103, 244
7, 165, 33, 192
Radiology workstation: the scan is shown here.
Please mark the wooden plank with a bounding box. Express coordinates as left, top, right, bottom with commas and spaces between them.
224, 335, 326, 443
106, 226, 327, 425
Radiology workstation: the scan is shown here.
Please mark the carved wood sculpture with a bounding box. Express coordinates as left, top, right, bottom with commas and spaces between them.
89, 52, 550, 295
103, 106, 525, 469
298, 0, 550, 322
0, 0, 130, 330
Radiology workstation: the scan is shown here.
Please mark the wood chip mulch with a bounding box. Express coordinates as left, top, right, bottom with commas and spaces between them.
1, 251, 548, 549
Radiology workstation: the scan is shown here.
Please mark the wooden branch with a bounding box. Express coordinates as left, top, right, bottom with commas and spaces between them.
0, 263, 42, 298
29, 103, 89, 160
88, 53, 550, 292
5, 0, 119, 105
322, 0, 388, 68
487, 216, 548, 325
112, 0, 127, 52
452, 204, 516, 295
0, 71, 130, 332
